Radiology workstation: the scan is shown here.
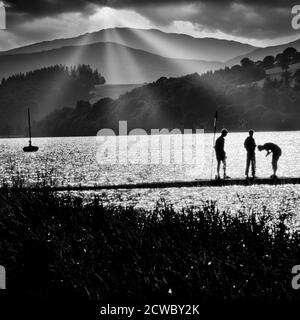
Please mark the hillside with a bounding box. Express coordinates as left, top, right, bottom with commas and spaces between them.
0, 65, 104, 136
0, 42, 222, 84
227, 38, 300, 66
0, 28, 256, 62
33, 47, 300, 137
2, 47, 300, 137
33, 68, 300, 137
91, 84, 142, 103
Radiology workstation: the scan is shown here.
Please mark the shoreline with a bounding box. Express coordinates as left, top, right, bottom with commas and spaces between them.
1, 129, 300, 140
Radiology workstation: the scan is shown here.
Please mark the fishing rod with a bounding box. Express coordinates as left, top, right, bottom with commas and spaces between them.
210, 111, 218, 180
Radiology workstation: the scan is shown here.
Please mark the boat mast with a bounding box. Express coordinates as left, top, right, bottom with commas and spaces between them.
27, 108, 32, 145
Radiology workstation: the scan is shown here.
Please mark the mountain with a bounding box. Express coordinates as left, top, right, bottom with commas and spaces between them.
0, 42, 222, 84
227, 38, 300, 66
0, 28, 256, 62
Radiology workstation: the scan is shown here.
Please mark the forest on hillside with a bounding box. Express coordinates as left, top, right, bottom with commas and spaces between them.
32, 48, 300, 136
0, 65, 105, 136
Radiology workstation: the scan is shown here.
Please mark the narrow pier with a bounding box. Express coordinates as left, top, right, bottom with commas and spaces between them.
16, 177, 300, 192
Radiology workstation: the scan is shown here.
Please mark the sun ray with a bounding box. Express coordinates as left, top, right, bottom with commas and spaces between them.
100, 14, 148, 84
39, 33, 94, 115
126, 28, 203, 77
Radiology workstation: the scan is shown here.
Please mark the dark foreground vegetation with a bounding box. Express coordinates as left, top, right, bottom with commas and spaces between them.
0, 189, 299, 306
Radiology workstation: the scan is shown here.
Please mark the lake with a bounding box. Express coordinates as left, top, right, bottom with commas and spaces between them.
0, 131, 300, 220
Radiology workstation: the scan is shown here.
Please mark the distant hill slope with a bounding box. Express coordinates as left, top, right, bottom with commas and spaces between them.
33, 68, 300, 137
0, 65, 103, 136
0, 42, 222, 84
91, 84, 142, 103
0, 28, 256, 62
266, 62, 300, 83
227, 38, 300, 66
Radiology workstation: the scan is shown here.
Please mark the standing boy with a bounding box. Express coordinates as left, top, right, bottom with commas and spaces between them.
244, 129, 257, 179
215, 129, 230, 179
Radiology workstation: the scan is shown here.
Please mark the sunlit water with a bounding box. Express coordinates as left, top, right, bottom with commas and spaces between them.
0, 132, 300, 221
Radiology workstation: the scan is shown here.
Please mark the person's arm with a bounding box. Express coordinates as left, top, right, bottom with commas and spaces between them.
265, 150, 271, 157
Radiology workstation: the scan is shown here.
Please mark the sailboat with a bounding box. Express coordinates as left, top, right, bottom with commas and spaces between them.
23, 108, 39, 153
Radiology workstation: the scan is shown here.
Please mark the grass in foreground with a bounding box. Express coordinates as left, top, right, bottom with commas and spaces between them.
0, 189, 299, 303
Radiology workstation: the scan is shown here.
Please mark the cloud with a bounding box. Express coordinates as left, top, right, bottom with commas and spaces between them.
2, 0, 300, 43
5, 0, 99, 17
3, 0, 296, 17
130, 2, 296, 40
0, 7, 154, 51
8, 8, 152, 43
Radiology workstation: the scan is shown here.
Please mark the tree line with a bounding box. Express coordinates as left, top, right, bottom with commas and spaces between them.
31, 47, 300, 136
0, 65, 105, 136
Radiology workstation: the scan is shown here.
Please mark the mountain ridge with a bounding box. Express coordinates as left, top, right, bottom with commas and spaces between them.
0, 41, 222, 84
227, 38, 300, 65
0, 27, 256, 62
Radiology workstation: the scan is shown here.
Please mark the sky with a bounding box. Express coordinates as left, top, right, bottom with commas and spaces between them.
0, 0, 300, 51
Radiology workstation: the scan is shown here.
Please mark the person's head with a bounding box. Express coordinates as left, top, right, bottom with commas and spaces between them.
221, 128, 228, 137
258, 145, 264, 151
249, 129, 254, 137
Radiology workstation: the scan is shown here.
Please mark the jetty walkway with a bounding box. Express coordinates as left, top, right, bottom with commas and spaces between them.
13, 177, 300, 192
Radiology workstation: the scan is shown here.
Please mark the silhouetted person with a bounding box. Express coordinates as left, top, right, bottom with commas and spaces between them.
258, 143, 282, 178
215, 128, 229, 179
244, 129, 256, 178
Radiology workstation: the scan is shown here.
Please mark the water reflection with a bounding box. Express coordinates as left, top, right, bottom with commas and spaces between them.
0, 132, 299, 216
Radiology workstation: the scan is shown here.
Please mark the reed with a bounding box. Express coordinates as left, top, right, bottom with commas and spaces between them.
0, 188, 299, 303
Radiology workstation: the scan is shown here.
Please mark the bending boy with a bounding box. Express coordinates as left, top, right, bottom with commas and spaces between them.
258, 143, 282, 178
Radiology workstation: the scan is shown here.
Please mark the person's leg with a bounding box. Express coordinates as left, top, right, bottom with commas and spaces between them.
252, 154, 256, 177
245, 154, 250, 177
217, 159, 221, 178
272, 154, 278, 176
273, 154, 280, 176
223, 157, 227, 178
